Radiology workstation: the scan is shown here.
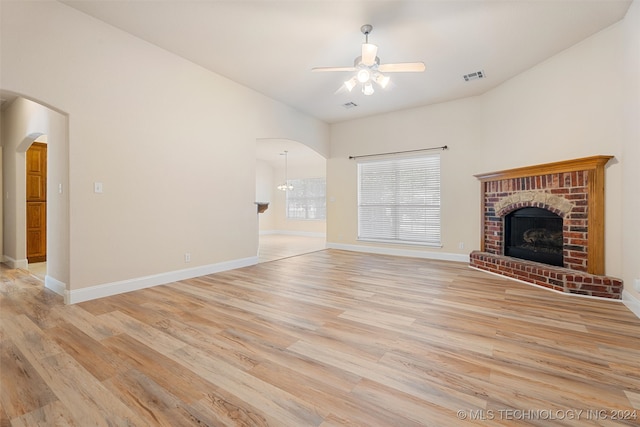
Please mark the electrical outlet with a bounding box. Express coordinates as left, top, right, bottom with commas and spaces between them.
634, 278, 640, 292
184, 253, 191, 263
458, 242, 465, 249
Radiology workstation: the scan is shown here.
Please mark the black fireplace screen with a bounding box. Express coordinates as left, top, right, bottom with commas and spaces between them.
504, 207, 563, 266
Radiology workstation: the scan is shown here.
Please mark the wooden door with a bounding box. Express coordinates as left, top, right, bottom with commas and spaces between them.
26, 142, 47, 263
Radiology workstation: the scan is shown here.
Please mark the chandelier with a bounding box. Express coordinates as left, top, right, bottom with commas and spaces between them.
277, 150, 293, 191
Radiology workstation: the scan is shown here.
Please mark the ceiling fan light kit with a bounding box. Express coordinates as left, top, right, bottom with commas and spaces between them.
357, 68, 371, 83
374, 73, 390, 88
362, 82, 374, 96
344, 76, 358, 92
312, 24, 425, 96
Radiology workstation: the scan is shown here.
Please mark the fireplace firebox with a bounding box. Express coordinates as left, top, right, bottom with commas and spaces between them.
504, 207, 563, 267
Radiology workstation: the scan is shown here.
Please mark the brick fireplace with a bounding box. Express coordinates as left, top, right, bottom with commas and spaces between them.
470, 156, 622, 299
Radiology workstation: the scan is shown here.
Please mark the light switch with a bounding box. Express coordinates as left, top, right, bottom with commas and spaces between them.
94, 182, 103, 193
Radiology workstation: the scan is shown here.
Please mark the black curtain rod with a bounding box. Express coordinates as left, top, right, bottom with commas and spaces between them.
349, 145, 448, 160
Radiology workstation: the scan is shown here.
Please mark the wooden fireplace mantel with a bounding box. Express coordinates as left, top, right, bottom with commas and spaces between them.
475, 155, 613, 275
474, 155, 613, 182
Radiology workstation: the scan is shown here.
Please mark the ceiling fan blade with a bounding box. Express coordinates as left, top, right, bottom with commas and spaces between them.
378, 62, 426, 73
361, 43, 378, 66
311, 66, 356, 72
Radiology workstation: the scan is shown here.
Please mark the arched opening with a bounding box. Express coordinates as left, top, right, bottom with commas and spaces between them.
1, 92, 69, 298
255, 138, 327, 262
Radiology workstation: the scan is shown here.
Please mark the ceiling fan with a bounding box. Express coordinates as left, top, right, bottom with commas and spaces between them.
312, 24, 426, 96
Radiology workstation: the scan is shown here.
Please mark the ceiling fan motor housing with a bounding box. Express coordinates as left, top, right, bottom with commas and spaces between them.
354, 56, 380, 68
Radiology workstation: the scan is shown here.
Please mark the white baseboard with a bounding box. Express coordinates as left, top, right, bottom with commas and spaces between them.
45, 275, 67, 297
3, 255, 28, 269
66, 256, 258, 304
260, 230, 326, 238
623, 289, 640, 319
326, 242, 469, 263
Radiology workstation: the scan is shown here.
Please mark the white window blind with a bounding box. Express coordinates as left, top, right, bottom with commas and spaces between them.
358, 154, 441, 245
286, 177, 326, 220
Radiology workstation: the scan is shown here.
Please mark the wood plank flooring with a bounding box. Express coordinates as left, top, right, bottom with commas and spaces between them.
258, 234, 326, 263
2, 249, 640, 426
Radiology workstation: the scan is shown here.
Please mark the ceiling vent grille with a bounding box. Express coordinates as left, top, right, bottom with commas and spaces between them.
342, 102, 358, 109
463, 70, 485, 82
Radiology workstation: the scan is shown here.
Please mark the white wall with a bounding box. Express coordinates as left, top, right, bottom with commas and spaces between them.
621, 0, 640, 311
329, 97, 481, 259
328, 7, 636, 284
256, 159, 276, 231
0, 1, 328, 300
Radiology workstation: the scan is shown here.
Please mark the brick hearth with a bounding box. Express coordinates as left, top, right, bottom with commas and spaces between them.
470, 252, 622, 298
471, 156, 622, 299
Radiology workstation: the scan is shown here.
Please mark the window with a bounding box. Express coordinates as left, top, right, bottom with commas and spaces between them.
286, 177, 326, 220
358, 154, 441, 245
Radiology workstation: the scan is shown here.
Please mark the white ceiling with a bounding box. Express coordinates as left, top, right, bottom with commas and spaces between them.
61, 0, 631, 125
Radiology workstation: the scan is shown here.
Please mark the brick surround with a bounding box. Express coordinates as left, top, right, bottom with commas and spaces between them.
471, 156, 622, 299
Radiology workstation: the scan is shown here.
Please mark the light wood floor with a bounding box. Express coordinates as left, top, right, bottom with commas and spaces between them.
2, 250, 640, 426
27, 262, 47, 281
258, 234, 326, 263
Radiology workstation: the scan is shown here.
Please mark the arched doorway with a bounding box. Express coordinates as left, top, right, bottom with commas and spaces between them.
255, 138, 327, 262
1, 93, 69, 297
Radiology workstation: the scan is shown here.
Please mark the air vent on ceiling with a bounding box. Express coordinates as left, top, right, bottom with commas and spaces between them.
342, 102, 358, 109
463, 70, 485, 82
